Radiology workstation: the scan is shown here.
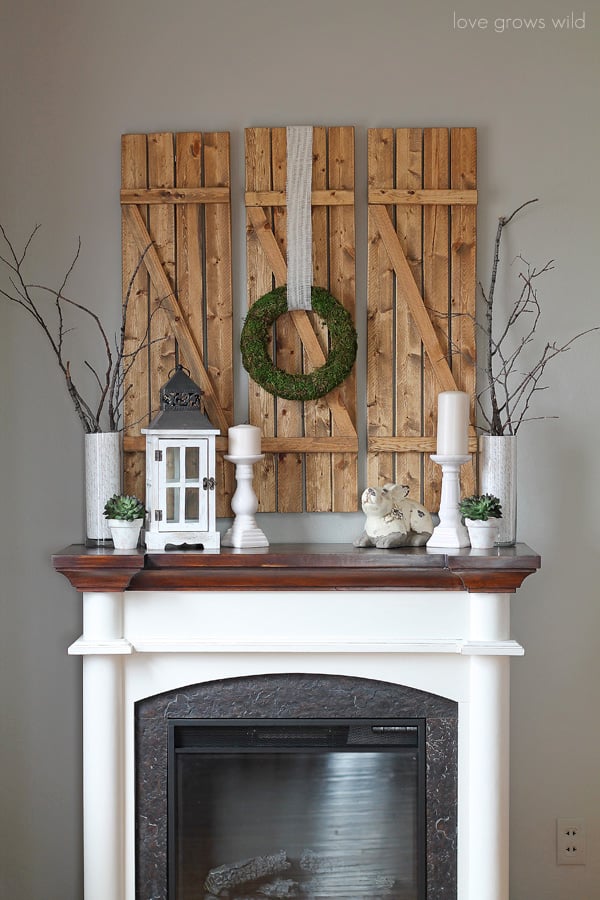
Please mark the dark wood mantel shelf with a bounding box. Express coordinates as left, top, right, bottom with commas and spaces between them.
52, 543, 540, 594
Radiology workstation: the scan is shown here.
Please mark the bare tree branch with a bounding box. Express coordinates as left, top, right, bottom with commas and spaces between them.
0, 224, 157, 433
473, 200, 598, 434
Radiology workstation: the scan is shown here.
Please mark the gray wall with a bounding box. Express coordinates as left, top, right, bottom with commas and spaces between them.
1, 1, 598, 897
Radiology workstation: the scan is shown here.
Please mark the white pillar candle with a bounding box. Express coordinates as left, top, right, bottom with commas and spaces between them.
228, 424, 261, 457
436, 391, 470, 456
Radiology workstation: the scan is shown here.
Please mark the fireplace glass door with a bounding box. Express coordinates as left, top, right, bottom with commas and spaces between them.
168, 720, 425, 900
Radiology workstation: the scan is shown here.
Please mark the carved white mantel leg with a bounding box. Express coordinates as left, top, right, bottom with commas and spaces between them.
81, 592, 126, 900
467, 592, 512, 900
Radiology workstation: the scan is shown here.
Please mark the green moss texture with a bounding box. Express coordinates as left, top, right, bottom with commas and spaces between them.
240, 285, 357, 401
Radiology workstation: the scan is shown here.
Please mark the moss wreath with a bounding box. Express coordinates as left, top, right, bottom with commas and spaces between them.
240, 285, 358, 402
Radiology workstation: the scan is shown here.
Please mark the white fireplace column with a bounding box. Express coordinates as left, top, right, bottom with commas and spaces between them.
76, 591, 132, 900
465, 591, 512, 900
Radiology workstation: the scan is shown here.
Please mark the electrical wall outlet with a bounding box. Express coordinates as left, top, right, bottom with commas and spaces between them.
556, 818, 586, 865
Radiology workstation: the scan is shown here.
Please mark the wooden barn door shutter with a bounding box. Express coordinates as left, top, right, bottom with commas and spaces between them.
367, 127, 478, 511
120, 131, 234, 515
245, 126, 358, 513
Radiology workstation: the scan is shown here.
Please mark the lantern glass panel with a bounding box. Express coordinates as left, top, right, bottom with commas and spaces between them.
185, 488, 200, 522
166, 447, 181, 482
185, 447, 200, 481
166, 487, 180, 523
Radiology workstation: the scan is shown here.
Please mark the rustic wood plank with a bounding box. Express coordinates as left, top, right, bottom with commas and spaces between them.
289, 311, 356, 438
246, 127, 277, 512
451, 128, 478, 497
369, 189, 477, 205
125, 434, 358, 454
328, 126, 357, 512
121, 187, 230, 204
204, 132, 234, 515
394, 128, 424, 500
245, 189, 354, 207
175, 133, 204, 375
122, 205, 229, 434
366, 128, 395, 489
423, 128, 450, 511
370, 205, 458, 394
263, 437, 358, 453
121, 133, 149, 501
369, 436, 478, 453
305, 126, 333, 512
246, 207, 288, 285
271, 127, 304, 513
147, 133, 176, 424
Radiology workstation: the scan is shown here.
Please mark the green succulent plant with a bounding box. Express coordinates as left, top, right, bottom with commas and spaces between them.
103, 494, 146, 522
458, 493, 502, 522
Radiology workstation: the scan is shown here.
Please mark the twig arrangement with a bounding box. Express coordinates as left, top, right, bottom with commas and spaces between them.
477, 199, 599, 435
0, 223, 158, 433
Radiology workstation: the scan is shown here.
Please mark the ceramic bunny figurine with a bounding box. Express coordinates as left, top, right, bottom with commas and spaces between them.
354, 483, 433, 549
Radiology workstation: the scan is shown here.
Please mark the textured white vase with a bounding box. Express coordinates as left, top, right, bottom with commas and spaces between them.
479, 435, 517, 546
85, 432, 121, 541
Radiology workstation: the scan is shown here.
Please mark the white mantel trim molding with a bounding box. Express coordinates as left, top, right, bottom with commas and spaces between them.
69, 636, 524, 656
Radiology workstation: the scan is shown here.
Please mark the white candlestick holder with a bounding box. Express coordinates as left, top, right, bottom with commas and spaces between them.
426, 454, 471, 549
221, 454, 269, 548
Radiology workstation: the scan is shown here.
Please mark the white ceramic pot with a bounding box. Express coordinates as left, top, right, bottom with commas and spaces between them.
465, 518, 501, 550
107, 518, 143, 550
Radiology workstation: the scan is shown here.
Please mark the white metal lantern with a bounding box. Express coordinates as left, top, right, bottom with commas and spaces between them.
142, 366, 220, 550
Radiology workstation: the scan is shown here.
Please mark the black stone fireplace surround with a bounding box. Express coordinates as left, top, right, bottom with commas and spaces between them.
136, 673, 458, 899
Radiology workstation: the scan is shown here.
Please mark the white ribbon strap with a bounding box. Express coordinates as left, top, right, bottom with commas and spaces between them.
286, 126, 313, 310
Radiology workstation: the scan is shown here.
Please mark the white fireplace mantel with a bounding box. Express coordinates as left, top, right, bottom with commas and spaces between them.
53, 542, 540, 900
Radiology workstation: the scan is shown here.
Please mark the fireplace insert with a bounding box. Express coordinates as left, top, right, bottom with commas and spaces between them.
136, 674, 457, 899
168, 719, 426, 900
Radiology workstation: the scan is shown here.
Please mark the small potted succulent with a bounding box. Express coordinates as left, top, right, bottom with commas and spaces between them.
103, 494, 146, 549
458, 493, 503, 549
